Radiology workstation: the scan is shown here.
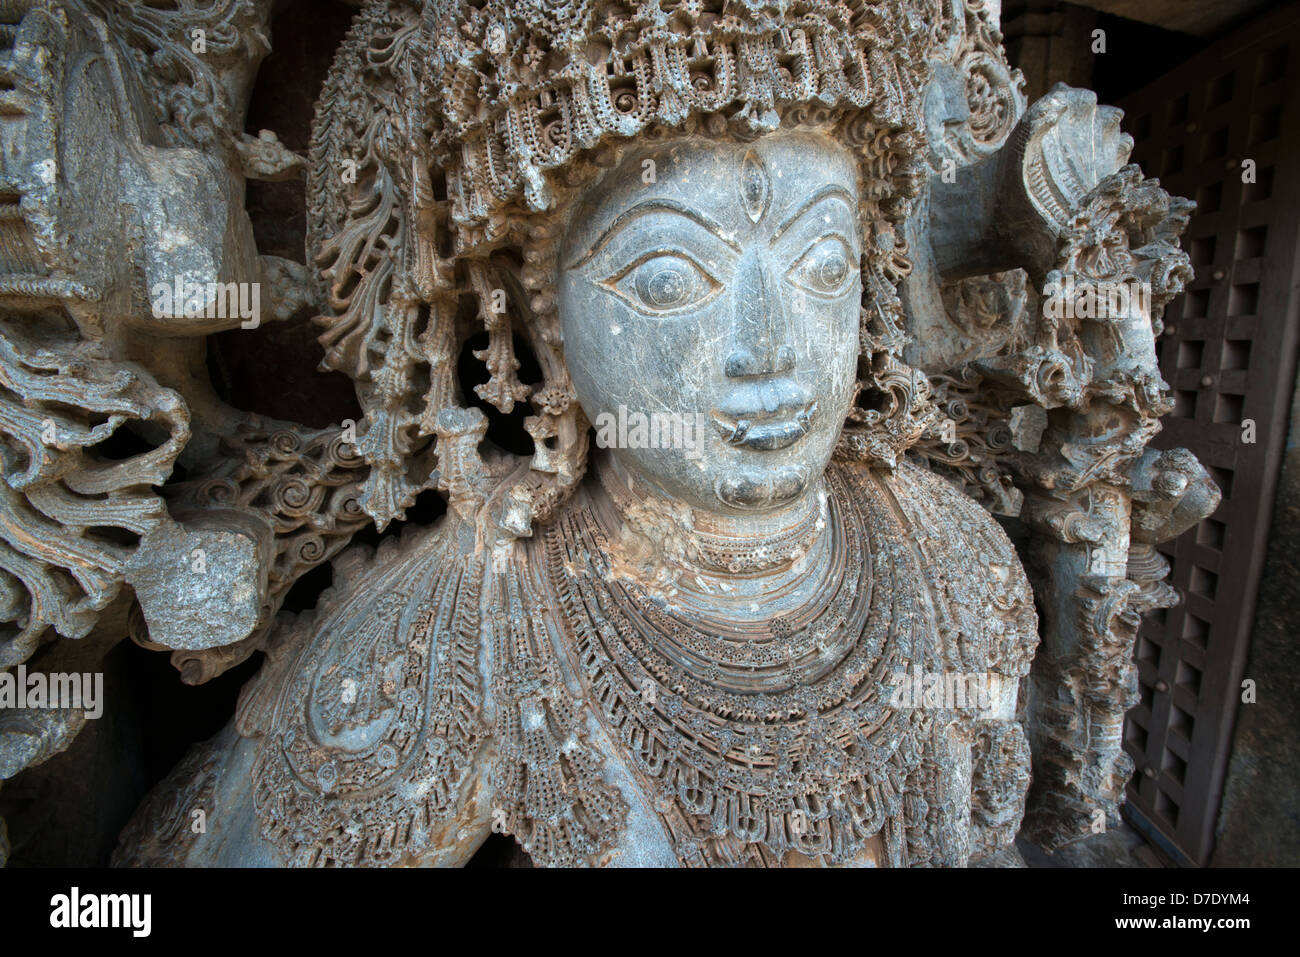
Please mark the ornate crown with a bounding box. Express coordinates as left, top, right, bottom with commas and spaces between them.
417, 0, 937, 217
308, 0, 981, 529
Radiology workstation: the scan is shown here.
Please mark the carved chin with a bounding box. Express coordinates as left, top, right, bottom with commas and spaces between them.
714, 466, 809, 509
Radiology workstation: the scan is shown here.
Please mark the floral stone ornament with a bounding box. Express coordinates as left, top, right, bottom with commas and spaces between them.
0, 0, 1217, 867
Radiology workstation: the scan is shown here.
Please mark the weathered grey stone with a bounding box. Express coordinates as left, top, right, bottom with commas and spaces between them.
123, 509, 274, 651
0, 0, 1220, 867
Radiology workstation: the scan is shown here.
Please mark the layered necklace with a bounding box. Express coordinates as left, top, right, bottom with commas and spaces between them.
543, 462, 932, 866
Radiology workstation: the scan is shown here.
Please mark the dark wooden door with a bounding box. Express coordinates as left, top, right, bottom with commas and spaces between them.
1118, 2, 1300, 864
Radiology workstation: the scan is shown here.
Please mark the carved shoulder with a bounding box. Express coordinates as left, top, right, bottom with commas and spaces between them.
234, 514, 493, 866
876, 461, 1039, 865
113, 515, 494, 867
882, 460, 1039, 681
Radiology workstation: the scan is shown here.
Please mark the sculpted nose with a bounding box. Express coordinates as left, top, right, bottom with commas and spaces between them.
725, 252, 795, 378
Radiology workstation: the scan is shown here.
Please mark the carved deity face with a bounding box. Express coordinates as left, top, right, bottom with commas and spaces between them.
558, 131, 862, 514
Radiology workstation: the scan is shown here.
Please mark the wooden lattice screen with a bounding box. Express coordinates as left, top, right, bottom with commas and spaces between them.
1117, 2, 1300, 865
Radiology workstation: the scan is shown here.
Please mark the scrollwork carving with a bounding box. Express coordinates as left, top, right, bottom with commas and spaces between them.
0, 1, 1224, 868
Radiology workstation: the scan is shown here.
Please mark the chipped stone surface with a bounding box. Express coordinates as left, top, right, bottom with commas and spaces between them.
0, 0, 1219, 866
123, 510, 274, 651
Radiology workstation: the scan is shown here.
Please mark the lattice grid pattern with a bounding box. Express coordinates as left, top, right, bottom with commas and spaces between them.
1119, 5, 1300, 865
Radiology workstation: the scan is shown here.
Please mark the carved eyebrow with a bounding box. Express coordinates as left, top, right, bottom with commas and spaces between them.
564, 199, 741, 269
770, 186, 858, 244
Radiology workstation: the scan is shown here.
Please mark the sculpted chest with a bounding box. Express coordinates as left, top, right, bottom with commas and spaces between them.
0, 0, 1218, 875
235, 463, 1035, 867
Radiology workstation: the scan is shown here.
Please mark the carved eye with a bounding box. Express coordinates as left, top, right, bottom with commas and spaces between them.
787, 237, 855, 298
604, 252, 720, 315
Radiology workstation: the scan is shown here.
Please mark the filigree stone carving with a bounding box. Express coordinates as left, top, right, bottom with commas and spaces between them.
908, 85, 1217, 848
0, 0, 1221, 866
0, 0, 361, 669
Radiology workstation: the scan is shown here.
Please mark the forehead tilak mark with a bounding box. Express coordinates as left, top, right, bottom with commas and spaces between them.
739, 150, 770, 225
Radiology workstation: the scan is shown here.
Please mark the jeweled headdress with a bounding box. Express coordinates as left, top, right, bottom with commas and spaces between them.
308, 0, 981, 529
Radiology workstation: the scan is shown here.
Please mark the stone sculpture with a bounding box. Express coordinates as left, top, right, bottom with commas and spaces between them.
0, 0, 1218, 867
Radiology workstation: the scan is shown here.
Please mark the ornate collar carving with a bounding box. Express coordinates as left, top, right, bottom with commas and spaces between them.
544, 464, 931, 866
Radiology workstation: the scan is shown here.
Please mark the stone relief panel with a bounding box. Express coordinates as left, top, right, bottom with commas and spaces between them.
0, 0, 1218, 867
